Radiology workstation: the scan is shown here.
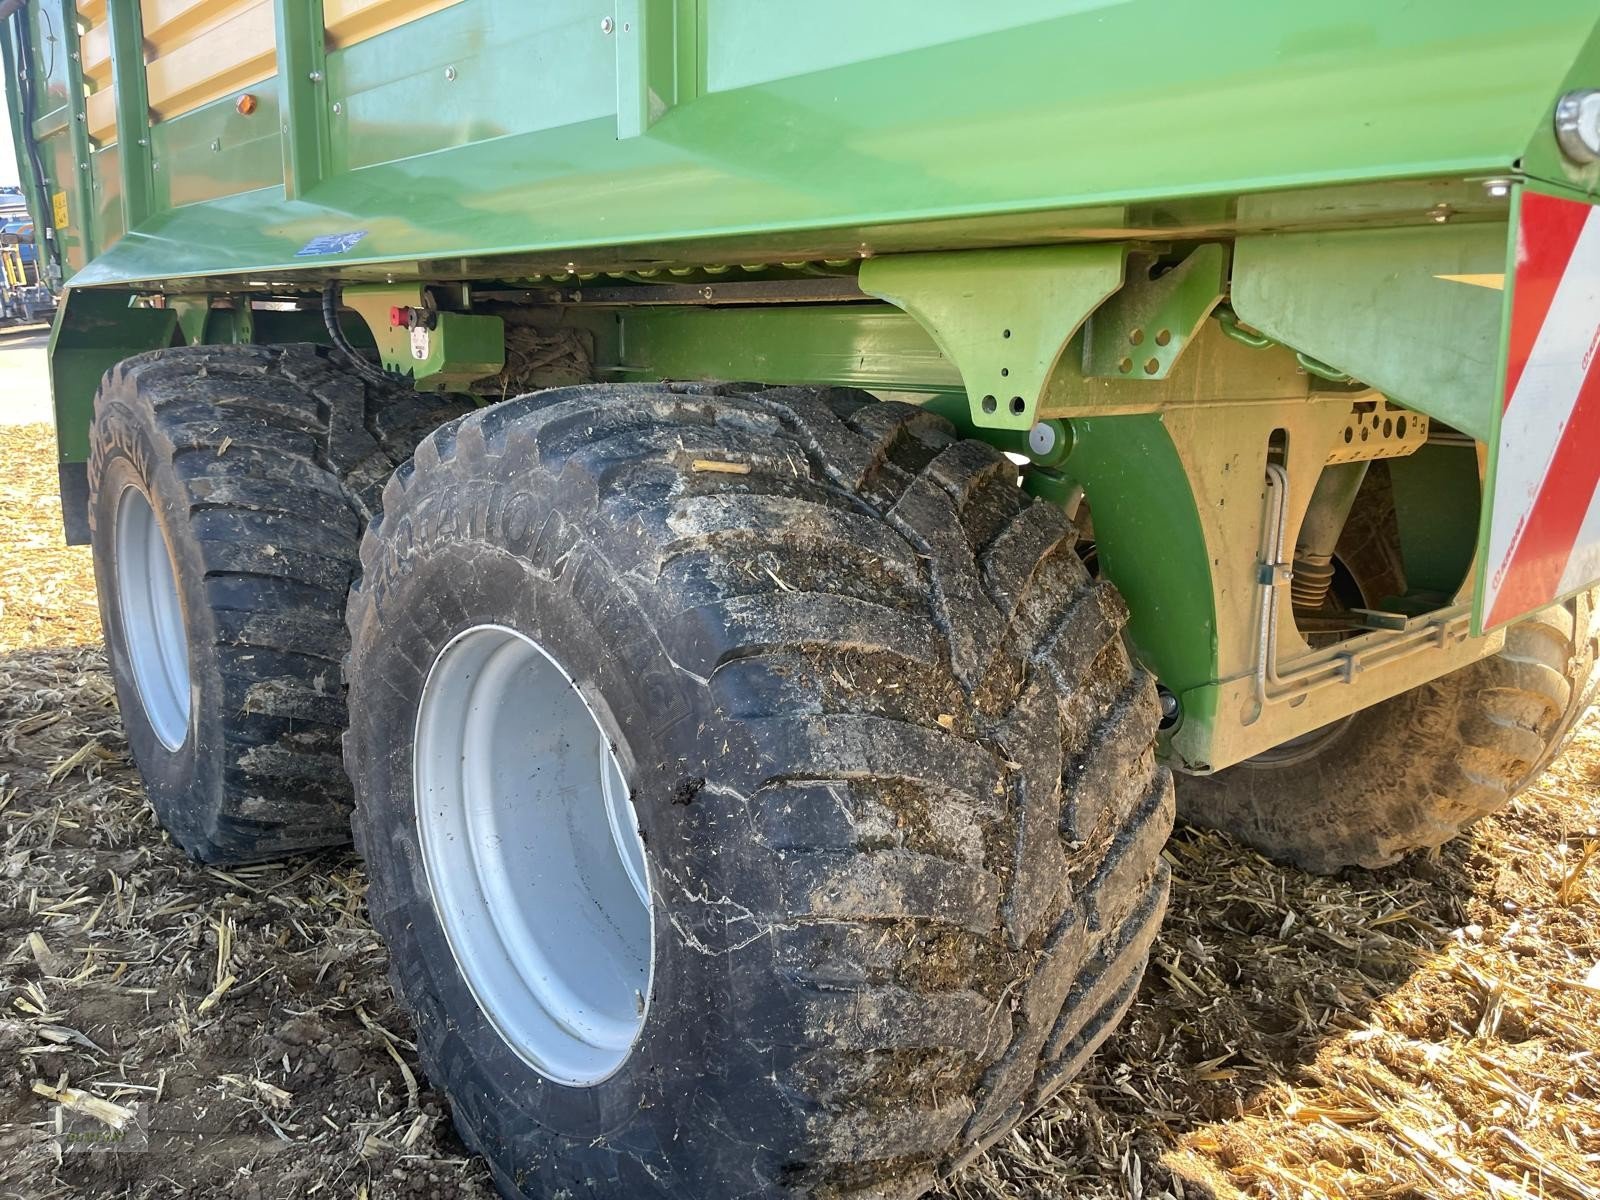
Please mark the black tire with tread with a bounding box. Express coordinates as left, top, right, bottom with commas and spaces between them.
344, 383, 1174, 1199
1176, 590, 1600, 873
88, 343, 471, 863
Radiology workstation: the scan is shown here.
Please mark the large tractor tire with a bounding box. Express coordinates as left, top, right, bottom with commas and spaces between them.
88, 343, 470, 863
344, 384, 1174, 1199
1177, 591, 1600, 873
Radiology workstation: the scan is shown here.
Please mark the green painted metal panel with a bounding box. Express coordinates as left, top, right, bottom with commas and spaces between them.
3, 1, 1587, 290
48, 289, 178, 464
325, 1, 616, 174
606, 304, 961, 393
92, 145, 126, 250
150, 91, 286, 210
1231, 222, 1510, 441
615, 0, 684, 139
860, 244, 1126, 430
1059, 414, 1220, 759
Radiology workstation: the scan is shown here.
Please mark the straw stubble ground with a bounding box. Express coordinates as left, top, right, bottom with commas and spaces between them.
1, 419, 1596, 1199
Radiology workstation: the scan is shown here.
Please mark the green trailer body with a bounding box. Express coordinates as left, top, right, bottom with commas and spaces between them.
8, 0, 1600, 772
11, 6, 1600, 1193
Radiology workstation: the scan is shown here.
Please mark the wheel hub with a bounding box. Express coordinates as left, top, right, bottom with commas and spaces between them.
413, 624, 653, 1087
114, 485, 192, 751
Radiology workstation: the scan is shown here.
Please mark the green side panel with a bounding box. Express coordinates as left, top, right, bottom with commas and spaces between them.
1060, 412, 1219, 713
93, 145, 126, 249
23, 2, 1594, 289
49, 289, 179, 463
327, 2, 616, 172
1231, 222, 1510, 440
152, 91, 286, 209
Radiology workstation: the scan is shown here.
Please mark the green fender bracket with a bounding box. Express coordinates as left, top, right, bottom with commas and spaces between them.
1082, 244, 1228, 380
1059, 413, 1221, 763
50, 288, 178, 465
860, 245, 1126, 431
341, 285, 505, 393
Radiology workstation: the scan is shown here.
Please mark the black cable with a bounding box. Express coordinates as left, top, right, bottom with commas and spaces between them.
11, 5, 62, 286
322, 282, 400, 388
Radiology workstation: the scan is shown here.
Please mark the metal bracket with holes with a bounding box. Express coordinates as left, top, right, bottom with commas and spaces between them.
1326, 398, 1429, 464
1082, 244, 1227, 379
859, 244, 1127, 431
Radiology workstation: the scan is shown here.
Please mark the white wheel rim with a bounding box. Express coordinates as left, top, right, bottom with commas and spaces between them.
413, 624, 653, 1086
114, 485, 192, 751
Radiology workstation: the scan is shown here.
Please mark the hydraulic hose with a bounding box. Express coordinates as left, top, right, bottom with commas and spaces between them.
321, 282, 400, 388
10, 3, 62, 284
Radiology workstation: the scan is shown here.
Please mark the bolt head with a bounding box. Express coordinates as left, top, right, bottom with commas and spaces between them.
1483, 178, 1513, 199
601, 15, 615, 33
1157, 688, 1180, 723
444, 66, 457, 81
1555, 89, 1600, 165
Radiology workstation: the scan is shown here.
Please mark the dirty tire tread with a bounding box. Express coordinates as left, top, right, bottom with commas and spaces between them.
345, 384, 1172, 1199
1177, 587, 1600, 872
88, 343, 471, 863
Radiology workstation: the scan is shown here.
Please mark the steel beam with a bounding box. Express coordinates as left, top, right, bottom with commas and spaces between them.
106, 0, 154, 231
275, 0, 332, 199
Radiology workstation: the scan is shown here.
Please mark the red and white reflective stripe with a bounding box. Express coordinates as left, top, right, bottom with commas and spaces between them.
1482, 191, 1600, 630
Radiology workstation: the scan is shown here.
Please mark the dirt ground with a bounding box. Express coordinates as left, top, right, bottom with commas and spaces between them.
2, 417, 1597, 1200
